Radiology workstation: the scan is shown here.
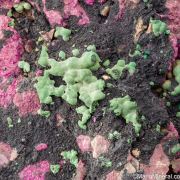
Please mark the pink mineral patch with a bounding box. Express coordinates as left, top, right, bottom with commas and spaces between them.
166, 0, 180, 40
0, 78, 21, 108
0, 16, 23, 78
91, 135, 110, 158
165, 0, 180, 68
106, 170, 120, 180
64, 0, 90, 25
74, 160, 86, 180
162, 122, 179, 141
116, 0, 126, 19
0, 0, 20, 9
13, 91, 40, 117
42, 0, 64, 27
84, 0, 95, 5
171, 158, 180, 173
0, 142, 18, 168
0, 15, 24, 108
35, 143, 48, 151
19, 161, 50, 180
76, 135, 92, 152
140, 144, 170, 180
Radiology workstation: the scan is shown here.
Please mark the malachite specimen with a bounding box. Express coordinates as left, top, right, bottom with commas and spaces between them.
162, 80, 171, 90
171, 60, 180, 96
106, 60, 136, 79
99, 156, 112, 168
54, 27, 71, 41
129, 44, 150, 59
109, 95, 141, 135
87, 45, 96, 52
108, 131, 121, 140
103, 59, 110, 67
34, 74, 65, 104
171, 144, 180, 154
150, 19, 170, 37
35, 46, 105, 128
38, 45, 49, 67
7, 117, 13, 128
37, 109, 51, 118
59, 51, 66, 60
18, 60, 30, 73
61, 150, 78, 167
14, 2, 31, 13
76, 106, 91, 130
50, 164, 60, 174
72, 49, 80, 56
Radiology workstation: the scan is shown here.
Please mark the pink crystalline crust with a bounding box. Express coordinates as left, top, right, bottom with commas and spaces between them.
84, 0, 106, 5
64, 0, 89, 25
0, 142, 17, 168
35, 143, 48, 151
91, 135, 110, 158
106, 171, 120, 180
162, 122, 179, 141
166, 0, 180, 69
140, 144, 170, 180
85, 0, 95, 5
19, 161, 50, 180
166, 0, 180, 40
0, 0, 20, 9
76, 135, 110, 158
0, 15, 24, 108
41, 0, 90, 27
42, 0, 64, 27
13, 91, 41, 117
0, 16, 23, 78
74, 160, 86, 180
0, 78, 21, 108
76, 135, 92, 152
116, 0, 126, 19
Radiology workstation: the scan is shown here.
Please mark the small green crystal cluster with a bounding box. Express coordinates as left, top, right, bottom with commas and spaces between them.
106, 60, 136, 79
61, 150, 78, 167
54, 27, 71, 41
14, 1, 31, 13
18, 60, 30, 73
171, 60, 180, 96
109, 95, 141, 135
150, 19, 170, 37
129, 44, 150, 59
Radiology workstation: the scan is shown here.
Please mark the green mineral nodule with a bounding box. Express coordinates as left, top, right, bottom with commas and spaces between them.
54, 27, 71, 41
18, 60, 30, 72
38, 45, 49, 67
150, 19, 170, 37
109, 95, 141, 135
106, 60, 136, 79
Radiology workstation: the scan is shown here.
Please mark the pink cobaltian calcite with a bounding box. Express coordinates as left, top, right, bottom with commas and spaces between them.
13, 91, 40, 117
165, 0, 180, 67
74, 160, 87, 180
76, 135, 92, 153
19, 161, 50, 180
0, 15, 24, 108
91, 135, 110, 158
0, 142, 18, 169
140, 144, 170, 180
0, 0, 20, 9
35, 143, 48, 151
64, 0, 90, 25
76, 135, 110, 158
42, 0, 64, 27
